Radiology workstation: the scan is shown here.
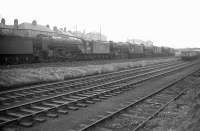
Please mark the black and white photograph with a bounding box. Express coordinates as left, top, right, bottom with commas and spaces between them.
0, 0, 200, 131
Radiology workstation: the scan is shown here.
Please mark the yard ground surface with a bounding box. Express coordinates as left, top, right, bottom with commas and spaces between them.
0, 57, 177, 90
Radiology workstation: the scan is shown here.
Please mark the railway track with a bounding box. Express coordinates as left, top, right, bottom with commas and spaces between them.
0, 61, 196, 130
77, 66, 198, 131
0, 61, 180, 106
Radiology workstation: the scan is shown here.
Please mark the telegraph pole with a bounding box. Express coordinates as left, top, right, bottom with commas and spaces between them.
100, 25, 101, 41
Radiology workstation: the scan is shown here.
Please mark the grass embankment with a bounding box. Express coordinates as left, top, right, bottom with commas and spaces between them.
0, 58, 177, 89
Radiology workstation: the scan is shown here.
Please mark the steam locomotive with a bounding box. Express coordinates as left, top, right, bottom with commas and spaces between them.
0, 34, 175, 65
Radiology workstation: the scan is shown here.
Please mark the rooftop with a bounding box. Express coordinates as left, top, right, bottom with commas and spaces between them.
18, 22, 53, 32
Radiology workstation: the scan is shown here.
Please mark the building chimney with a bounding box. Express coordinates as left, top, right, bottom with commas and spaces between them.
64, 27, 66, 32
32, 20, 37, 26
14, 19, 18, 28
1, 18, 5, 25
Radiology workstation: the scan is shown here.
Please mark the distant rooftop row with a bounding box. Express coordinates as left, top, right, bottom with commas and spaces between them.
0, 18, 107, 41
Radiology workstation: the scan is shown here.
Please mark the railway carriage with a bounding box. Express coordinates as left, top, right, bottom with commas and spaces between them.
181, 51, 199, 60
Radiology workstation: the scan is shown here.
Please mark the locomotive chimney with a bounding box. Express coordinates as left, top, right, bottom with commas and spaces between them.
53, 26, 57, 31
14, 19, 18, 28
32, 20, 37, 26
46, 24, 50, 28
1, 18, 5, 25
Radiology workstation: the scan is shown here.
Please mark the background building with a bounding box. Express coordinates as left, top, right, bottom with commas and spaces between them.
0, 18, 53, 37
71, 31, 107, 41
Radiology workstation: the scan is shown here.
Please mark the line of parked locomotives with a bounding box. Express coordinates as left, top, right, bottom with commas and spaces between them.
0, 35, 175, 65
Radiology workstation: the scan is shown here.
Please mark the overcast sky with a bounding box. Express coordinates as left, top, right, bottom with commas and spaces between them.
1, 0, 200, 48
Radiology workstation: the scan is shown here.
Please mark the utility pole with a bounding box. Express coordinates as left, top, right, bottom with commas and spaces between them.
100, 25, 101, 41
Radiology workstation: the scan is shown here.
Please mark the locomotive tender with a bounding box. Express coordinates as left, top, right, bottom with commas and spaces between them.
0, 19, 175, 65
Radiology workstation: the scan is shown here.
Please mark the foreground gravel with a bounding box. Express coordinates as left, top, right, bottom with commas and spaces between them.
0, 58, 177, 89
140, 70, 200, 131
